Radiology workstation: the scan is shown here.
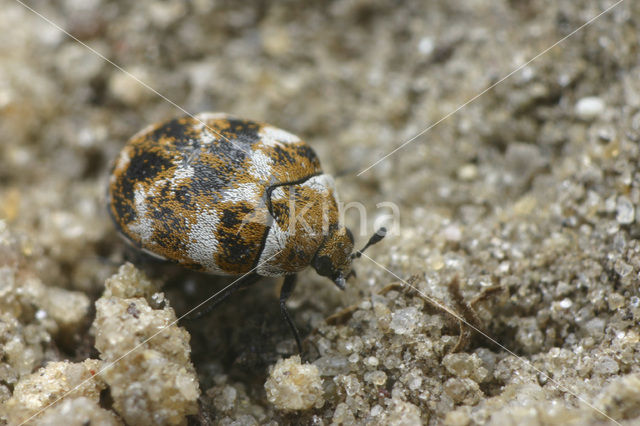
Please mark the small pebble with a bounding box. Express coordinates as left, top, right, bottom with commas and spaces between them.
365, 356, 379, 367
575, 96, 605, 121
607, 293, 625, 311
614, 259, 633, 278
443, 378, 482, 405
593, 356, 619, 375
442, 353, 489, 382
265, 355, 324, 411
616, 196, 635, 225
583, 317, 606, 338
364, 370, 387, 386
108, 68, 153, 105
390, 307, 420, 335
457, 164, 478, 181
559, 298, 573, 309
418, 37, 434, 55
442, 224, 462, 242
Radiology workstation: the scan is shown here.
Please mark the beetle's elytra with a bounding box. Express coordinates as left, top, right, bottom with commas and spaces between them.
107, 112, 385, 351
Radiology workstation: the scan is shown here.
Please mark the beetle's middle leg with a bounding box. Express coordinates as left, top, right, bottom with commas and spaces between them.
280, 274, 303, 353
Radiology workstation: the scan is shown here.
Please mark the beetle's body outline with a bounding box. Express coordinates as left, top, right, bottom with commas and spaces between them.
108, 112, 384, 351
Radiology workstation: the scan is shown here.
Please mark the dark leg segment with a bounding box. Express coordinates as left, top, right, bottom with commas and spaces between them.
184, 273, 261, 321
280, 274, 302, 353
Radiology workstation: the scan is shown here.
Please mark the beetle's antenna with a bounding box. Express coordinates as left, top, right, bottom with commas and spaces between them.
352, 227, 387, 259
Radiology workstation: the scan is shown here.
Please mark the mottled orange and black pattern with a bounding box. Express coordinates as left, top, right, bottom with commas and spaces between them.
108, 113, 324, 274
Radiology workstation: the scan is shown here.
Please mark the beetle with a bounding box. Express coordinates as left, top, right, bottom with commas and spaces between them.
107, 112, 385, 351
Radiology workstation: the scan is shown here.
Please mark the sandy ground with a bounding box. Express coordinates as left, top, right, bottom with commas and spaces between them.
1, 0, 639, 424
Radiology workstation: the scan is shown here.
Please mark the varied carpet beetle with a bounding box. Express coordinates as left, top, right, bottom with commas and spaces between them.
107, 112, 385, 351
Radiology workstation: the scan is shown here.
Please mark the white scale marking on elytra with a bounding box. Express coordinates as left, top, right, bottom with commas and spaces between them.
194, 112, 231, 122
248, 149, 274, 181
199, 128, 218, 145
128, 183, 155, 244
187, 207, 223, 273
302, 174, 335, 194
192, 113, 230, 145
258, 125, 300, 147
171, 165, 195, 188
221, 182, 261, 204
271, 186, 286, 201
257, 220, 291, 277
113, 149, 131, 175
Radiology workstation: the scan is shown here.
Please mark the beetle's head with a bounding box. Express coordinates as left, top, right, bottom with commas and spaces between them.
313, 226, 386, 290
